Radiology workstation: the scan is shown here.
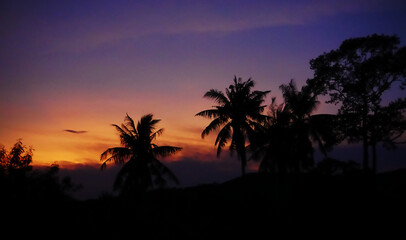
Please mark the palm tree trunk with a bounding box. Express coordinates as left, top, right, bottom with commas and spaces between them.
241, 153, 246, 176
237, 138, 247, 176
234, 126, 247, 176
362, 98, 369, 172
362, 135, 369, 172
371, 142, 377, 174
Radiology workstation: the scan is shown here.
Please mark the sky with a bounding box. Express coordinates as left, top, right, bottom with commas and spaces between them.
1, 0, 406, 198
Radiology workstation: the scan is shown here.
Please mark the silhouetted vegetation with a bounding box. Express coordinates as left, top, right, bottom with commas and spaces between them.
100, 114, 181, 197
250, 80, 343, 174
0, 139, 81, 202
4, 170, 405, 237
0, 138, 33, 171
313, 157, 360, 175
368, 98, 406, 172
308, 34, 406, 172
2, 34, 406, 237
196, 76, 270, 176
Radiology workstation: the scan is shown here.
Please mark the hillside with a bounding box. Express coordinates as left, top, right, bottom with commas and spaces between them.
3, 170, 406, 238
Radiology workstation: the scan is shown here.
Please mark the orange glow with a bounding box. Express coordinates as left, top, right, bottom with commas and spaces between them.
0, 91, 224, 168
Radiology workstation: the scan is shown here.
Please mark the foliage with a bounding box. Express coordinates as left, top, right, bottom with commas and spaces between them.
0, 138, 33, 172
307, 34, 406, 171
0, 139, 80, 201
100, 114, 181, 196
196, 76, 270, 175
368, 98, 406, 149
251, 80, 343, 173
313, 158, 360, 176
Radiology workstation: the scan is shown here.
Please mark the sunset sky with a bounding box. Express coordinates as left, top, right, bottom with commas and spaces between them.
1, 0, 406, 197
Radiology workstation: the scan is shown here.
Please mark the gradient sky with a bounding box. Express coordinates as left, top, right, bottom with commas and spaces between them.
1, 0, 406, 193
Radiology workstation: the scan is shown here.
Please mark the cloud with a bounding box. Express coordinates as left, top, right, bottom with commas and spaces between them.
63, 129, 88, 134
9, 0, 400, 55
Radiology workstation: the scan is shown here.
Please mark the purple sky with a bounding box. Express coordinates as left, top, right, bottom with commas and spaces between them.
1, 0, 406, 199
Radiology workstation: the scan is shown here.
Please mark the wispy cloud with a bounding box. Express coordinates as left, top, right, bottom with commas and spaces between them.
63, 129, 88, 134
5, 0, 400, 55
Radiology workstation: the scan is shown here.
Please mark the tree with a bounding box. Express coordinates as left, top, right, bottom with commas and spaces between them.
100, 114, 181, 196
0, 139, 33, 198
196, 76, 270, 176
308, 34, 406, 172
0, 139, 33, 172
251, 80, 342, 173
368, 98, 406, 173
250, 96, 295, 173
0, 139, 78, 200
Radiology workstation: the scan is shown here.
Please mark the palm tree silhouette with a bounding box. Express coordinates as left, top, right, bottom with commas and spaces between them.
252, 80, 341, 173
250, 97, 293, 173
100, 114, 181, 196
196, 76, 270, 176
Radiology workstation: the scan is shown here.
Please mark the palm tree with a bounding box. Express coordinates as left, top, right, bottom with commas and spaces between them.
100, 114, 181, 196
196, 76, 270, 176
252, 80, 342, 173
250, 97, 294, 174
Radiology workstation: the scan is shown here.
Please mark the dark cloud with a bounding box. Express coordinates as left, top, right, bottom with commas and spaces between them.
63, 129, 88, 134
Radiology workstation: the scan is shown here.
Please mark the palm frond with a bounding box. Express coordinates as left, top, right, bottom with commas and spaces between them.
120, 123, 134, 137
215, 123, 232, 156
100, 147, 130, 161
201, 117, 228, 138
112, 124, 129, 137
250, 90, 271, 102
112, 123, 135, 147
100, 147, 131, 170
152, 146, 182, 157
248, 113, 269, 124
150, 128, 164, 141
138, 114, 160, 132
203, 89, 229, 105
100, 154, 127, 170
125, 113, 138, 134
195, 109, 220, 118
149, 119, 161, 128
244, 78, 255, 88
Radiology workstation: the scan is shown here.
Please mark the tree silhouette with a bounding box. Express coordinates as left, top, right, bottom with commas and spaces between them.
196, 77, 270, 176
0, 139, 33, 192
0, 138, 33, 201
250, 96, 294, 173
0, 139, 79, 200
100, 114, 181, 196
308, 34, 406, 172
368, 98, 406, 173
0, 138, 33, 172
251, 80, 342, 173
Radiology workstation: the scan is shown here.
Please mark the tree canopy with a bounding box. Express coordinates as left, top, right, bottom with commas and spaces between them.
307, 34, 406, 172
196, 76, 270, 176
100, 114, 181, 196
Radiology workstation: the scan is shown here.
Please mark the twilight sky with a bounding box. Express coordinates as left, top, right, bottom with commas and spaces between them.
1, 0, 406, 197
